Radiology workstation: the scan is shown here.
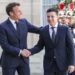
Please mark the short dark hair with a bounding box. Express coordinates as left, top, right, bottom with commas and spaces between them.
6, 2, 20, 16
47, 8, 58, 15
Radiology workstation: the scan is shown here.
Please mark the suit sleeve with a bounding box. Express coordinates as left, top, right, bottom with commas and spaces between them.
0, 25, 20, 56
25, 19, 41, 34
29, 32, 44, 55
66, 27, 75, 65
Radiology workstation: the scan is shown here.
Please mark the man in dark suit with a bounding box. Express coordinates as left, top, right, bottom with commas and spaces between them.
0, 2, 40, 75
24, 8, 75, 75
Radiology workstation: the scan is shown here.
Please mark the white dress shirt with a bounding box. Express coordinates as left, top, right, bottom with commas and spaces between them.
9, 18, 17, 30
49, 23, 58, 39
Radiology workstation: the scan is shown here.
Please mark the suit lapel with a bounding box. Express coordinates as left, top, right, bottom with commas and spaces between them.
17, 21, 23, 40
55, 24, 62, 45
7, 19, 19, 39
14, 20, 25, 40
45, 25, 54, 44
46, 24, 62, 45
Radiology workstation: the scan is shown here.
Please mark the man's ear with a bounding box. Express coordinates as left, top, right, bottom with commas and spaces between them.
9, 12, 13, 16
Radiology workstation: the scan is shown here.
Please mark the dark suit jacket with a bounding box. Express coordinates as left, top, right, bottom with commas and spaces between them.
30, 24, 75, 72
0, 18, 40, 68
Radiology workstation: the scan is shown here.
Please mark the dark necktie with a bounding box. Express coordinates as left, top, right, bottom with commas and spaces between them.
51, 27, 55, 42
15, 21, 20, 37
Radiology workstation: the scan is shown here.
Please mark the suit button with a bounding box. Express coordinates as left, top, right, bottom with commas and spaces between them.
54, 56, 56, 58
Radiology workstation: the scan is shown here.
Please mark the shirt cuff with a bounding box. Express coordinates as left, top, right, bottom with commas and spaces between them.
18, 50, 22, 56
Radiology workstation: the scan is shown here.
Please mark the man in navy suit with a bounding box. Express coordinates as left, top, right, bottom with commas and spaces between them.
24, 8, 75, 75
0, 2, 40, 75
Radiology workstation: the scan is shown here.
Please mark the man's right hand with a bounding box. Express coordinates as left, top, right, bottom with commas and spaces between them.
20, 49, 31, 57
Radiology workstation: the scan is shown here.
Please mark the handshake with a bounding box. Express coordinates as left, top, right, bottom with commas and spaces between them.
20, 49, 31, 57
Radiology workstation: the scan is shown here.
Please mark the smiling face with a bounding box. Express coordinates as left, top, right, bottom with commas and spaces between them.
47, 11, 58, 27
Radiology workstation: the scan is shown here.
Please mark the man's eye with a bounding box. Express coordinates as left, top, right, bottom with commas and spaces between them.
51, 16, 54, 18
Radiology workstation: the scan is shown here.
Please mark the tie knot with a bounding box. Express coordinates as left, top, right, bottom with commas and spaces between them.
15, 21, 19, 25
51, 27, 55, 30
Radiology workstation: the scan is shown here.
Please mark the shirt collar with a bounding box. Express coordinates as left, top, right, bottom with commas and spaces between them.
49, 22, 58, 29
9, 17, 16, 24
9, 17, 19, 25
